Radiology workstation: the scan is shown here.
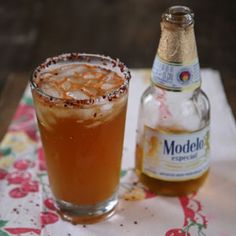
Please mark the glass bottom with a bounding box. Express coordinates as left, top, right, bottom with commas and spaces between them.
55, 192, 118, 224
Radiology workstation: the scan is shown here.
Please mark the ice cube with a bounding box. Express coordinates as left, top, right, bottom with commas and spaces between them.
73, 65, 87, 74
101, 103, 113, 111
61, 81, 71, 91
41, 84, 62, 98
85, 79, 100, 87
82, 108, 95, 120
36, 105, 56, 130
40, 72, 54, 80
86, 121, 102, 128
49, 64, 78, 81
81, 87, 98, 96
104, 72, 116, 83
66, 90, 89, 100
83, 72, 96, 79
68, 77, 85, 85
101, 83, 114, 91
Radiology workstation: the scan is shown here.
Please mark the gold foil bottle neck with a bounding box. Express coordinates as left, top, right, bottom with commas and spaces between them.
157, 6, 198, 64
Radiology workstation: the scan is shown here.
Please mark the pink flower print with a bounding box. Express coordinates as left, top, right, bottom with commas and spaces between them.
4, 227, 41, 235
198, 213, 208, 226
21, 180, 39, 192
39, 161, 47, 171
145, 189, 157, 199
166, 228, 190, 236
44, 198, 57, 211
0, 169, 8, 180
179, 196, 196, 225
38, 147, 47, 171
13, 104, 34, 121
179, 195, 207, 227
9, 187, 28, 198
7, 171, 31, 184
10, 104, 38, 141
40, 212, 59, 227
165, 194, 207, 235
13, 159, 35, 170
38, 147, 45, 162
191, 212, 208, 226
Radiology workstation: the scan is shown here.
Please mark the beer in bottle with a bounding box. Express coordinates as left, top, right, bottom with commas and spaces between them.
135, 6, 210, 196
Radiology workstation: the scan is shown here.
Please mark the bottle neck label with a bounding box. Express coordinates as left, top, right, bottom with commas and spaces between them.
142, 126, 210, 181
152, 55, 201, 91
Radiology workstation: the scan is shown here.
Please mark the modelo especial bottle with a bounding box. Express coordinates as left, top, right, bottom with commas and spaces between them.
135, 6, 210, 196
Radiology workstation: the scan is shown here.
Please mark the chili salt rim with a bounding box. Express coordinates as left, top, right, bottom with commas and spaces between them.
30, 53, 131, 106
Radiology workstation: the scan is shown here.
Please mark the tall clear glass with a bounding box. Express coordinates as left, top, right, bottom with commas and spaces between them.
30, 53, 131, 224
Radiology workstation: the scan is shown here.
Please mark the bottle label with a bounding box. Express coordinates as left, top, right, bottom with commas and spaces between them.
142, 126, 210, 181
152, 55, 201, 91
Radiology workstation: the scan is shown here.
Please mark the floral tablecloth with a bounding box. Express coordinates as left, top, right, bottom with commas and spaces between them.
0, 69, 236, 236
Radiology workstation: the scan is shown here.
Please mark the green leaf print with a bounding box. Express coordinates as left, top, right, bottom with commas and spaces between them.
0, 147, 11, 157
120, 170, 127, 177
23, 96, 33, 106
0, 229, 9, 236
0, 221, 8, 228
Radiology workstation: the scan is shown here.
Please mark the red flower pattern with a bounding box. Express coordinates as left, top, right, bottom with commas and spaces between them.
13, 159, 35, 170
5, 227, 41, 235
41, 212, 59, 227
7, 171, 32, 185
166, 228, 190, 236
0, 169, 8, 180
44, 198, 57, 211
10, 104, 38, 142
165, 194, 208, 235
21, 180, 39, 192
38, 147, 47, 171
9, 187, 28, 198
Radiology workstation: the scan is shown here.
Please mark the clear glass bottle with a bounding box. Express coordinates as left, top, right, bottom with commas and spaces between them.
135, 6, 210, 196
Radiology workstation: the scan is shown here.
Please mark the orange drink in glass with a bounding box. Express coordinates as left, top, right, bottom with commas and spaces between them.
30, 53, 131, 224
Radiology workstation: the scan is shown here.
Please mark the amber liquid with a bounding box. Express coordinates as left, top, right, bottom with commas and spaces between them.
34, 94, 127, 205
135, 127, 209, 196
31, 61, 129, 208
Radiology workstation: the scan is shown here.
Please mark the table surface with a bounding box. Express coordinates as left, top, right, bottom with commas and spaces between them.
0, 0, 236, 140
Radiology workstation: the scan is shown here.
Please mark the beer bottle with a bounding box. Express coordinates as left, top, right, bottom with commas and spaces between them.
135, 6, 210, 196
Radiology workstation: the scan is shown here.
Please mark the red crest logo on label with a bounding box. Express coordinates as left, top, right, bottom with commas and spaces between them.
179, 71, 191, 83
